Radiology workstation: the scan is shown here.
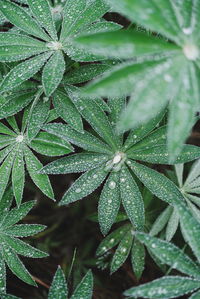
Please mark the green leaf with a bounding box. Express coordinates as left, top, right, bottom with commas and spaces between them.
106, 0, 181, 43
60, 0, 109, 41
27, 99, 50, 141
71, 270, 93, 299
24, 146, 54, 199
1, 201, 35, 228
60, 165, 108, 205
111, 230, 133, 273
0, 52, 52, 94
0, 33, 48, 62
136, 232, 200, 279
175, 164, 184, 187
0, 150, 16, 201
127, 125, 167, 152
27, 0, 57, 41
167, 63, 198, 161
1, 235, 48, 258
120, 166, 144, 230
42, 51, 65, 97
98, 171, 120, 235
30, 131, 73, 157
43, 123, 112, 154
6, 116, 19, 133
176, 201, 200, 264
0, 187, 13, 219
124, 276, 200, 299
2, 244, 36, 286
131, 239, 145, 280
12, 148, 25, 207
127, 145, 200, 164
0, 91, 35, 120
0, 123, 16, 136
67, 86, 117, 150
75, 30, 179, 59
0, 253, 6, 293
65, 64, 110, 84
48, 266, 68, 299
0, 0, 51, 41
189, 290, 200, 299
128, 160, 182, 205
40, 153, 108, 174
166, 207, 179, 241
118, 57, 185, 133
53, 90, 83, 132
96, 224, 131, 256
6, 224, 46, 237
124, 109, 166, 150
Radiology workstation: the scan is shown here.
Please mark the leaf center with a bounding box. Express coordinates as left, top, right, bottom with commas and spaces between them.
46, 41, 63, 51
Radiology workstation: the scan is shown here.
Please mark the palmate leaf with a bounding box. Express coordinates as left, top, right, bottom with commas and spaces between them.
136, 233, 200, 279
124, 276, 200, 299
0, 194, 47, 287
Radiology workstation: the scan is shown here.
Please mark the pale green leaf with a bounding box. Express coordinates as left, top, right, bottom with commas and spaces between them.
166, 207, 180, 241
76, 30, 179, 59
150, 206, 173, 237
124, 276, 200, 298
136, 232, 200, 279
0, 150, 16, 201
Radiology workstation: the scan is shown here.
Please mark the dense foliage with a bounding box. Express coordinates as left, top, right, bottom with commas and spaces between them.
0, 0, 200, 298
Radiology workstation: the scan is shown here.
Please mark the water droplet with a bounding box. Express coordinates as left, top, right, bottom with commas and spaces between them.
75, 188, 81, 193
108, 181, 116, 189
183, 44, 199, 60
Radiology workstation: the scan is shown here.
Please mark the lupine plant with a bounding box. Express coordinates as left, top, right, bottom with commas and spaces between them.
1, 0, 200, 298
